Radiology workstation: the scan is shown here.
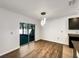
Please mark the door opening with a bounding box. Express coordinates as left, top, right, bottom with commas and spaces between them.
19, 23, 35, 46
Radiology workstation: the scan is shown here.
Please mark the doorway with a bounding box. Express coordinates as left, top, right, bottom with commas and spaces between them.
19, 23, 35, 46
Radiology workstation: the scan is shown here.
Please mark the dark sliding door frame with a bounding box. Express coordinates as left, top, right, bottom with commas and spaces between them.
19, 23, 35, 46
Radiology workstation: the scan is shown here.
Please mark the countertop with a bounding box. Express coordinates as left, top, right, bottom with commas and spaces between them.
68, 34, 79, 37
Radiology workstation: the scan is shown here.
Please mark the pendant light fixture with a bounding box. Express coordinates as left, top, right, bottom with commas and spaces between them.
41, 12, 46, 26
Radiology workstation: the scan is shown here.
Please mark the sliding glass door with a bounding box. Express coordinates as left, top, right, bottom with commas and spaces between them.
19, 23, 35, 45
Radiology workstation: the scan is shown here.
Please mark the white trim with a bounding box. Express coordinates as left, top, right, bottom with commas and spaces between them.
0, 46, 20, 56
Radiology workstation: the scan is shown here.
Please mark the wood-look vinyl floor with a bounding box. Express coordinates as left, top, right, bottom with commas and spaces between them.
1, 40, 63, 58
24, 40, 63, 58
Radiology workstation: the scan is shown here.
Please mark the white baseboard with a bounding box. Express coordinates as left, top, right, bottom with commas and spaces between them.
40, 39, 69, 45
0, 46, 20, 56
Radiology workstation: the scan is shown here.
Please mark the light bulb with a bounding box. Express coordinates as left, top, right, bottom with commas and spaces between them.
41, 18, 46, 26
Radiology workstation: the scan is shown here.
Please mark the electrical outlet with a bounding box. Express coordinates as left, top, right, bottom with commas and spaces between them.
57, 37, 60, 39
61, 30, 63, 33
10, 32, 13, 35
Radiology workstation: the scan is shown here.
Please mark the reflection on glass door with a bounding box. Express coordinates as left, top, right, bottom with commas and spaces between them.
19, 23, 35, 46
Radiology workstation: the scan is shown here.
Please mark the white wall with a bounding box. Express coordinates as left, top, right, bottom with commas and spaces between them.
41, 10, 79, 45
0, 8, 40, 56
41, 0, 79, 45
41, 17, 68, 45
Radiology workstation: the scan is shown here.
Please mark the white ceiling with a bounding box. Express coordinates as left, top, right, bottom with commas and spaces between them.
0, 0, 78, 20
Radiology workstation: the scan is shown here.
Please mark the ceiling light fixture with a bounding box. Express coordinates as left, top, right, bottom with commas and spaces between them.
41, 12, 46, 26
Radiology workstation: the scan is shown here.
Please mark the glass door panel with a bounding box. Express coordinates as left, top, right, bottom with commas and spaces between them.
19, 23, 35, 46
